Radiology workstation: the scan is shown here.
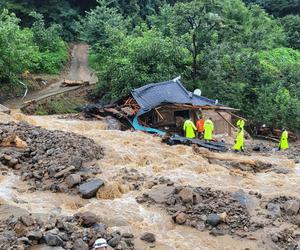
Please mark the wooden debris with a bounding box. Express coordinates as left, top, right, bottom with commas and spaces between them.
61, 79, 89, 87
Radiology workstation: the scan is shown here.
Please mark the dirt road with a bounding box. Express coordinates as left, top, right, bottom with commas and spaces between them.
5, 43, 97, 109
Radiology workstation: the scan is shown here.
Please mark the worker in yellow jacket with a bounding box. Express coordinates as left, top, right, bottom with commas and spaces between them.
183, 119, 197, 138
204, 118, 214, 141
237, 119, 245, 130
278, 129, 289, 150
233, 127, 245, 152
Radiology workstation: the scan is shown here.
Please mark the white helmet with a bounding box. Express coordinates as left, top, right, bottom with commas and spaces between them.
94, 238, 108, 249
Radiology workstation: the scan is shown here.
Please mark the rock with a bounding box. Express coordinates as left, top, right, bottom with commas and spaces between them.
267, 203, 281, 217
206, 213, 221, 227
140, 232, 156, 243
272, 167, 289, 174
145, 185, 175, 204
108, 236, 121, 247
65, 174, 81, 188
284, 200, 300, 215
232, 189, 251, 208
27, 230, 43, 241
69, 156, 83, 170
210, 228, 227, 236
78, 212, 98, 227
178, 187, 193, 204
72, 239, 88, 250
20, 215, 35, 227
79, 179, 104, 199
175, 212, 187, 225
54, 166, 75, 179
121, 233, 134, 238
219, 212, 228, 223
14, 222, 28, 237
44, 233, 64, 246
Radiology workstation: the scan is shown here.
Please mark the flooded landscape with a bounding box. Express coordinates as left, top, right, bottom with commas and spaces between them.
0, 112, 299, 250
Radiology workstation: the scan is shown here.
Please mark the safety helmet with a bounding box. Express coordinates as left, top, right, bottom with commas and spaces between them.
94, 238, 108, 249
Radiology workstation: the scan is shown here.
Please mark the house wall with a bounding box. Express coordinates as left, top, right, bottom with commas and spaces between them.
202, 110, 232, 136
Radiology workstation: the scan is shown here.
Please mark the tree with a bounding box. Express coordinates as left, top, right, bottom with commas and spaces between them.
280, 15, 300, 50
0, 9, 37, 83
94, 29, 191, 100
77, 0, 128, 47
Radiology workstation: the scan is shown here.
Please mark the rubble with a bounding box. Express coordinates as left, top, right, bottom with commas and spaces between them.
137, 185, 252, 236
0, 122, 103, 195
0, 213, 135, 250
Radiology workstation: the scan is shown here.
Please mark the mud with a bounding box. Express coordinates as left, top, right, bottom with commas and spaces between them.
0, 113, 299, 250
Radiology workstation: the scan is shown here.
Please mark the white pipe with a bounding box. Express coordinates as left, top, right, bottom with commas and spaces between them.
17, 80, 28, 99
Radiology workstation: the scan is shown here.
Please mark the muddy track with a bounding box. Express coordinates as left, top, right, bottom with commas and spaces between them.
5, 43, 97, 109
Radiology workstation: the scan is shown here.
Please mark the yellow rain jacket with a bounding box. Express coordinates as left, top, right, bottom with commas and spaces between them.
204, 119, 214, 140
233, 128, 244, 151
279, 130, 289, 150
183, 120, 196, 138
237, 119, 245, 129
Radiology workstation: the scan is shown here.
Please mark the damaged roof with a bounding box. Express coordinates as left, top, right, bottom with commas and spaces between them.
131, 78, 217, 114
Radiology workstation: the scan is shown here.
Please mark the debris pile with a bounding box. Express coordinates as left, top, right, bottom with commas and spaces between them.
267, 196, 300, 220
0, 122, 104, 196
0, 212, 135, 250
269, 228, 300, 250
137, 185, 252, 236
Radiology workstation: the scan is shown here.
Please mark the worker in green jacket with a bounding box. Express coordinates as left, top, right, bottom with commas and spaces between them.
204, 118, 214, 141
278, 128, 289, 150
183, 119, 197, 138
233, 127, 245, 152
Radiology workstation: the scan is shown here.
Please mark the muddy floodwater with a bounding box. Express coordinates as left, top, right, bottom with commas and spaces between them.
0, 112, 299, 250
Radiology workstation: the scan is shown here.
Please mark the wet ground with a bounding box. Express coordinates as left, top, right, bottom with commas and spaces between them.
0, 112, 299, 249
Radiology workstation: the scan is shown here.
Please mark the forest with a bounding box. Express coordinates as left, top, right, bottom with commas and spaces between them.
0, 0, 299, 131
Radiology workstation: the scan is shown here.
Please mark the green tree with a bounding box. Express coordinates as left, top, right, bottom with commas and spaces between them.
77, 0, 128, 47
94, 29, 191, 100
0, 9, 37, 83
280, 15, 300, 50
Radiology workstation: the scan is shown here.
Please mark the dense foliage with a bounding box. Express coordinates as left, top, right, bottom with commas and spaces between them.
0, 0, 299, 132
81, 0, 299, 131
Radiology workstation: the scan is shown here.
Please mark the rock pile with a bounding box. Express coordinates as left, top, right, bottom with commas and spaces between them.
0, 212, 135, 250
137, 185, 252, 236
0, 122, 104, 197
267, 196, 300, 220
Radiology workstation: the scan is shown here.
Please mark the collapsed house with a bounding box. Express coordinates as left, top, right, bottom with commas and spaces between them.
84, 78, 238, 138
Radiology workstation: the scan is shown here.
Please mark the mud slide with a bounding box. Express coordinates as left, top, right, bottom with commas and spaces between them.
5, 43, 97, 109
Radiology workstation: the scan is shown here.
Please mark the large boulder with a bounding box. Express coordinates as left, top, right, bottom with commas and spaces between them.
78, 179, 104, 199
145, 185, 175, 204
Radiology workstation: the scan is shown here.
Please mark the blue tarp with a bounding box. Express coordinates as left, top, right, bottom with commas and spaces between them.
131, 78, 216, 115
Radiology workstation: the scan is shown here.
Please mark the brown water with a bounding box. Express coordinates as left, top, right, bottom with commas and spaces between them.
0, 112, 299, 249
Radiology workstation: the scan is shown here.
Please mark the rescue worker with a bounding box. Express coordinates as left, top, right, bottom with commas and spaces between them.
278, 128, 289, 150
204, 117, 214, 142
183, 118, 197, 138
196, 117, 205, 138
94, 238, 108, 250
237, 119, 245, 130
233, 127, 245, 152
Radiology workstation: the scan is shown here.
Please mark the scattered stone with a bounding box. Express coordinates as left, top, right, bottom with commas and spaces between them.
44, 233, 64, 246
267, 203, 281, 217
76, 212, 98, 227
144, 185, 175, 204
20, 215, 35, 227
175, 212, 187, 225
79, 179, 104, 199
72, 238, 88, 250
206, 213, 221, 227
27, 231, 43, 241
210, 228, 227, 236
108, 236, 121, 247
140, 232, 156, 243
65, 174, 82, 188
283, 200, 300, 215
54, 166, 75, 179
178, 187, 193, 204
